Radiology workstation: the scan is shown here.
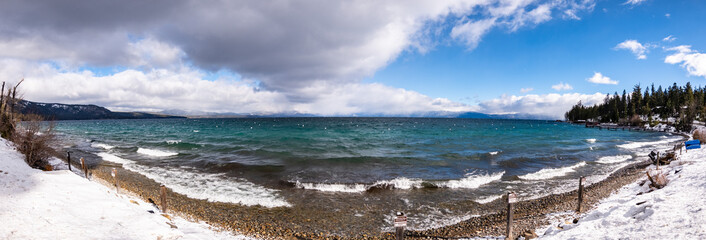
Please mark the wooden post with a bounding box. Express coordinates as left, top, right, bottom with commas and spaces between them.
577, 176, 585, 213
506, 192, 517, 240
67, 151, 71, 171
111, 168, 119, 192
80, 157, 88, 179
394, 212, 407, 240
160, 185, 168, 213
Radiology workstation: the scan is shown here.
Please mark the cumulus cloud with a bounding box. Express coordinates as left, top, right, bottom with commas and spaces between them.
1, 59, 475, 116
0, 0, 597, 115
478, 92, 606, 119
520, 87, 534, 93
662, 35, 676, 42
665, 45, 706, 78
586, 72, 618, 84
552, 82, 573, 91
615, 40, 648, 59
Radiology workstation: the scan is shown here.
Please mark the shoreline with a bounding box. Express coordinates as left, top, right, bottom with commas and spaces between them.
57, 136, 684, 239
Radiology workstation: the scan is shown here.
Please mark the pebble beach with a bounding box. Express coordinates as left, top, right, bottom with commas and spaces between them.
82, 154, 657, 239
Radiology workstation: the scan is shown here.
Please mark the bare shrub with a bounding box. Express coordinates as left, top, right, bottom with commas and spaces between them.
12, 115, 56, 170
694, 128, 706, 143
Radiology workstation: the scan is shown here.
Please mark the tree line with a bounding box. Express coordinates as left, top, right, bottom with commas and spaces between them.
565, 82, 704, 132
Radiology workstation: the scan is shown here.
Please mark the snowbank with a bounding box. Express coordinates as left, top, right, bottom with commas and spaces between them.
538, 144, 706, 239
0, 138, 255, 240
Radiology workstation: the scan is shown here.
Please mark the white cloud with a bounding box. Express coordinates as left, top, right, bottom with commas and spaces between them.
665, 45, 706, 78
615, 40, 648, 59
624, 0, 647, 5
552, 82, 573, 91
478, 92, 606, 119
662, 35, 676, 42
451, 18, 498, 50
665, 13, 671, 18
0, 0, 597, 107
586, 72, 618, 84
520, 87, 534, 93
1, 59, 475, 116
451, 0, 595, 50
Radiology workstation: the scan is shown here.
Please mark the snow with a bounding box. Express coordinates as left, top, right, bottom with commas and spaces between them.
0, 138, 256, 240
538, 143, 706, 239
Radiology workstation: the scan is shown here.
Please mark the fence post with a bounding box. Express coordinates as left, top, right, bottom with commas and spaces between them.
160, 185, 168, 213
111, 168, 119, 192
577, 176, 585, 213
506, 192, 517, 240
394, 212, 407, 240
80, 157, 88, 179
67, 151, 71, 171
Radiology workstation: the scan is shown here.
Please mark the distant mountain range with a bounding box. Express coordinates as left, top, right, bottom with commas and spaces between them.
17, 100, 185, 120
17, 100, 554, 120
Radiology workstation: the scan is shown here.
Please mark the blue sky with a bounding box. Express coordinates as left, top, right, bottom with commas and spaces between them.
368, 0, 706, 104
0, 0, 704, 119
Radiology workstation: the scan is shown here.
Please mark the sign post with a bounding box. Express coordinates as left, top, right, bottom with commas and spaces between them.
111, 168, 119, 192
67, 151, 71, 171
394, 212, 407, 240
80, 157, 88, 179
577, 176, 585, 213
506, 192, 517, 240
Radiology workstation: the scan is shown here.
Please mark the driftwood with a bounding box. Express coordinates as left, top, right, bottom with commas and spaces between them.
646, 171, 668, 189
650, 150, 675, 166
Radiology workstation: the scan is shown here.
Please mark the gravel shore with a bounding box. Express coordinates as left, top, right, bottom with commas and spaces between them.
62, 154, 656, 240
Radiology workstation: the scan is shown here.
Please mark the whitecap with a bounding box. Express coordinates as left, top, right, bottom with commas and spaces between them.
91, 143, 114, 150
96, 152, 290, 208
439, 171, 504, 189
295, 182, 367, 193
585, 138, 596, 143
372, 177, 424, 190
596, 155, 632, 164
519, 162, 586, 180
137, 148, 178, 157
618, 138, 680, 149
475, 194, 503, 204
165, 140, 181, 144
489, 151, 500, 155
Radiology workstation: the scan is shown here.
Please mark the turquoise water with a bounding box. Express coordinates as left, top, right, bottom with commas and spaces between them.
54, 118, 680, 229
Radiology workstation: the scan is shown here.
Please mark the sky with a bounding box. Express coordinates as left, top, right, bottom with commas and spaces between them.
0, 0, 705, 119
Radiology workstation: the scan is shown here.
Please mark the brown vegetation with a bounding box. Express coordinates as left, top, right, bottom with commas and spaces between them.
1, 80, 56, 170
13, 114, 56, 169
693, 128, 706, 143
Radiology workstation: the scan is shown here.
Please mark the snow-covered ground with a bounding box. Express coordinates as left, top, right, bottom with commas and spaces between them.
538, 143, 706, 239
0, 138, 255, 240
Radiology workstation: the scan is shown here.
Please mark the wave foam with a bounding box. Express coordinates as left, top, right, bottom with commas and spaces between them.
475, 194, 503, 204
597, 155, 632, 164
91, 143, 114, 150
439, 171, 504, 189
618, 138, 679, 149
295, 182, 368, 193
166, 140, 181, 144
97, 152, 290, 207
489, 151, 500, 155
519, 162, 586, 180
373, 177, 424, 190
296, 172, 503, 193
585, 138, 596, 143
137, 148, 178, 157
